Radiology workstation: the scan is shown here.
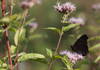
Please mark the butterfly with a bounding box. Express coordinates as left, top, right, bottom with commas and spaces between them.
71, 34, 89, 56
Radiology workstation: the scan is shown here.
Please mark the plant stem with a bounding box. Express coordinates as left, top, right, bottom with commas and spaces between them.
3, 27, 13, 70
14, 9, 28, 70
8, 0, 13, 15
1, 0, 6, 16
48, 27, 63, 70
1, 0, 13, 70
54, 28, 63, 55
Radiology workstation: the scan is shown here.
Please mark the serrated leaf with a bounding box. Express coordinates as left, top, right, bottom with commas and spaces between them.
18, 53, 45, 62
46, 48, 53, 58
62, 24, 79, 32
44, 27, 60, 34
95, 56, 100, 63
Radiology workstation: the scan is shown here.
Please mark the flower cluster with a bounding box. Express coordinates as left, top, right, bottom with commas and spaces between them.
60, 50, 84, 64
20, 0, 42, 9
92, 3, 100, 11
68, 17, 85, 26
54, 2, 76, 13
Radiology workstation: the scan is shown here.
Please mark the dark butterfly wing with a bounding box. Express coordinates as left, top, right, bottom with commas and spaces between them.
71, 34, 89, 56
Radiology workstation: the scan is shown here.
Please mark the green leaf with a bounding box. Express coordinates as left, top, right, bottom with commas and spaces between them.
0, 14, 22, 25
14, 29, 19, 46
95, 56, 100, 63
25, 18, 35, 25
0, 29, 4, 33
10, 52, 26, 59
19, 28, 26, 40
61, 56, 74, 70
62, 24, 79, 32
46, 48, 53, 58
11, 45, 17, 54
54, 55, 62, 59
0, 60, 3, 64
14, 27, 26, 46
18, 53, 45, 62
28, 34, 42, 40
88, 36, 100, 42
43, 27, 61, 34
89, 43, 100, 52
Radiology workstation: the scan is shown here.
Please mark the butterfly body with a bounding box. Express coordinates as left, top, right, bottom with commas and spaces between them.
71, 34, 89, 56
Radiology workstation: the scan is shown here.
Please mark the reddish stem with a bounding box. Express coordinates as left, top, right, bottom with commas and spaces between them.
3, 26, 13, 70
1, 0, 13, 70
1, 0, 6, 16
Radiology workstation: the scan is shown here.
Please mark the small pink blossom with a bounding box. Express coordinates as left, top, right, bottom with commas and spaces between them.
54, 2, 76, 13
20, 0, 42, 9
60, 50, 84, 64
92, 3, 100, 11
69, 17, 85, 26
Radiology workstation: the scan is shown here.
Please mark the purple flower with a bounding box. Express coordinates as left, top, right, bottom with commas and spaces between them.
20, 0, 42, 9
60, 50, 84, 64
28, 22, 38, 29
54, 2, 76, 13
92, 3, 100, 11
68, 17, 85, 26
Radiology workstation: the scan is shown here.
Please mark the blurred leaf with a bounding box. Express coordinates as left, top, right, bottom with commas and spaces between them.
14, 27, 26, 46
14, 29, 19, 46
19, 27, 26, 40
0, 17, 10, 24
75, 69, 80, 70
88, 36, 100, 41
25, 18, 35, 25
46, 48, 53, 58
9, 27, 16, 32
11, 52, 26, 58
0, 14, 22, 25
62, 24, 79, 32
89, 43, 100, 52
95, 56, 100, 63
0, 29, 4, 33
43, 27, 61, 34
54, 55, 62, 59
11, 45, 17, 54
18, 53, 45, 62
57, 55, 74, 70
61, 56, 74, 70
0, 60, 7, 70
28, 34, 42, 40
0, 60, 3, 64
0, 68, 7, 70
2, 63, 7, 68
